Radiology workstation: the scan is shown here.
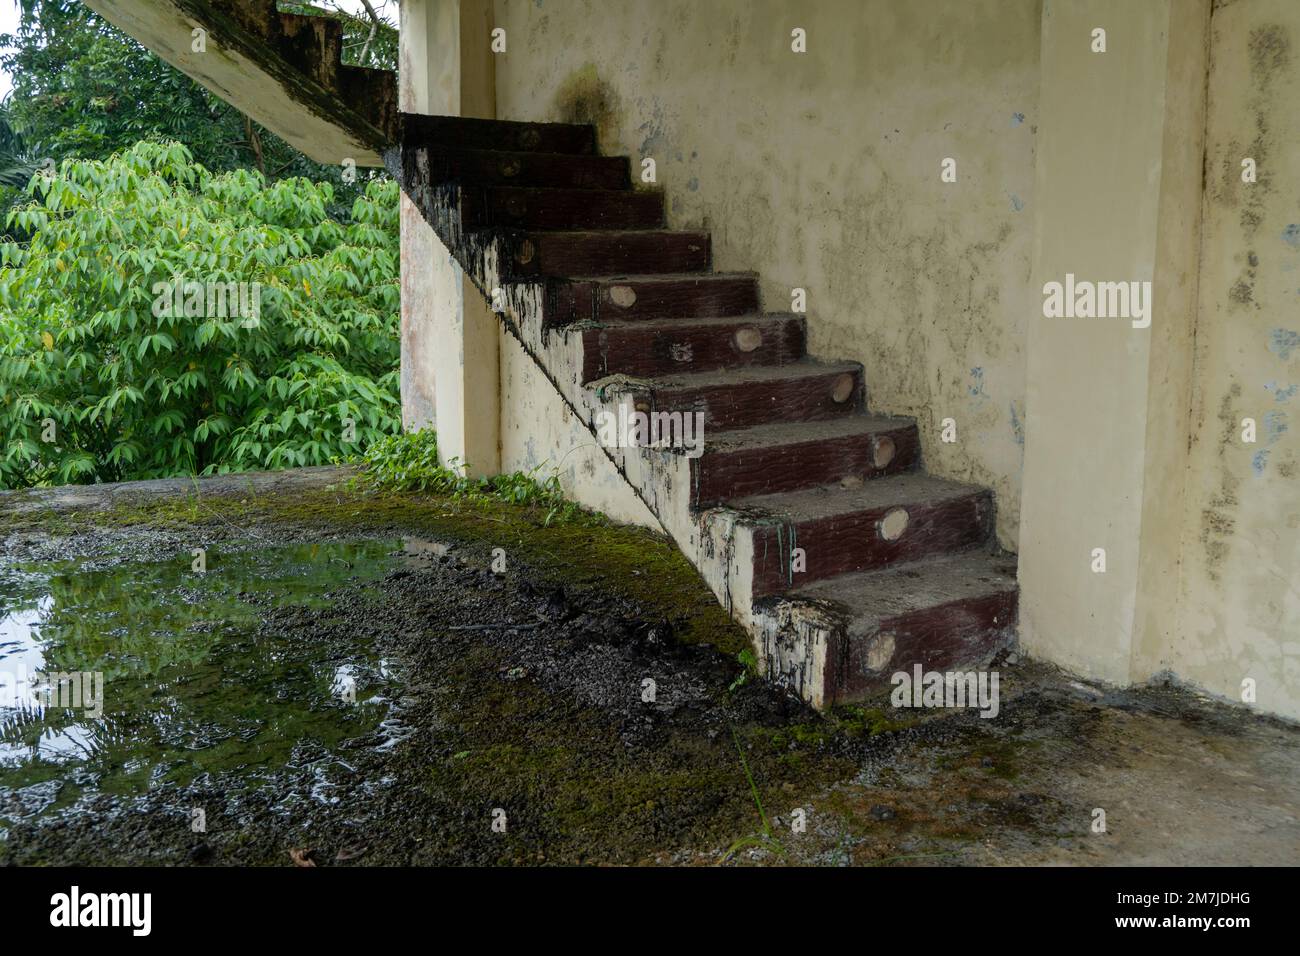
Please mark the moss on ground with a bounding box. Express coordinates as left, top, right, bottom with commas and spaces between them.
1, 478, 749, 656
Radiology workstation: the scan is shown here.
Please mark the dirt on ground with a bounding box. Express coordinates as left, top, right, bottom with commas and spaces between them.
0, 467, 1296, 866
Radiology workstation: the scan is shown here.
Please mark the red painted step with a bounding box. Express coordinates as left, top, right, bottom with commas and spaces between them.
736, 474, 994, 597
544, 273, 760, 325
759, 550, 1018, 706
424, 148, 629, 189
623, 361, 863, 432
401, 114, 597, 154
690, 415, 919, 508
504, 230, 710, 279
578, 314, 806, 383
459, 186, 665, 231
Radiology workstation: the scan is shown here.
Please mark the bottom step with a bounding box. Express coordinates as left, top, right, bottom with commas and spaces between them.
750, 550, 1018, 709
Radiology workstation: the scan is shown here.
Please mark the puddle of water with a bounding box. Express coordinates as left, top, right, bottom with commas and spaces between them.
0, 540, 418, 831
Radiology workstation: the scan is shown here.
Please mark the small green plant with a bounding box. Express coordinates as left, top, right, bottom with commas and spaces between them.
728, 647, 760, 692
356, 430, 598, 526
722, 725, 787, 863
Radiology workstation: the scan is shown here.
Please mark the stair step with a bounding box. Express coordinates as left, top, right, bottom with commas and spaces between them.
578, 314, 806, 383
459, 186, 665, 231
401, 114, 597, 154
735, 473, 994, 597
337, 65, 398, 142
544, 273, 760, 325
759, 550, 1018, 707
277, 11, 344, 86
691, 415, 919, 508
619, 360, 863, 432
504, 231, 710, 279
424, 148, 629, 189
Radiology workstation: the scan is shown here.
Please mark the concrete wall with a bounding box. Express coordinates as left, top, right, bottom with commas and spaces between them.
490, 0, 1041, 550
1018, 0, 1210, 687
1171, 0, 1300, 718
499, 333, 657, 524
401, 0, 503, 475
464, 0, 1299, 718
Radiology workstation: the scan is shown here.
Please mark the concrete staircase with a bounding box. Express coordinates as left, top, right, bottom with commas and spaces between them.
87, 0, 1019, 709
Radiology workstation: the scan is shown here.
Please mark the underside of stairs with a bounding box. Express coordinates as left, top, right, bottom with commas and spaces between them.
84, 0, 396, 166
88, 0, 1019, 710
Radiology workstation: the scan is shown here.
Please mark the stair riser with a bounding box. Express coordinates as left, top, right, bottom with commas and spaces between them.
402, 115, 596, 154
691, 423, 919, 507
545, 277, 760, 325
338, 67, 398, 143
277, 12, 343, 88
749, 492, 995, 597
580, 317, 806, 383
637, 369, 863, 432
504, 233, 710, 279
460, 187, 665, 231
829, 590, 1018, 705
425, 149, 628, 190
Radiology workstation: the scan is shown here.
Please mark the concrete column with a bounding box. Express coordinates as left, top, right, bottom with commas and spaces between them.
1017, 0, 1210, 684
399, 0, 501, 475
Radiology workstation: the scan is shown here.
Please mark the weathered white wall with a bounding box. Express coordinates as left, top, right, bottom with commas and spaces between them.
490, 0, 1040, 550
498, 334, 657, 525
1019, 0, 1209, 687
1170, 0, 1300, 719
473, 0, 1300, 719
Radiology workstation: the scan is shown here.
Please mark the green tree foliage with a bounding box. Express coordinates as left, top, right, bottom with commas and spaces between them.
0, 102, 48, 239
0, 141, 401, 488
0, 1, 388, 219
0, 103, 44, 189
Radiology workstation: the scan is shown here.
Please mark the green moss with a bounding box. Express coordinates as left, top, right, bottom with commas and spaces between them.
830, 705, 916, 737
1, 476, 749, 656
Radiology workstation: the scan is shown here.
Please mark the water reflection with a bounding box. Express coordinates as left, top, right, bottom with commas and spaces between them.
0, 540, 414, 828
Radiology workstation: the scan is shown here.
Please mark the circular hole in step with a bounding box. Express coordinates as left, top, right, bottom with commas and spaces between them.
499, 158, 522, 178
608, 285, 638, 308
872, 435, 896, 469
865, 632, 897, 672
519, 129, 541, 150
831, 373, 856, 403
515, 239, 536, 265
879, 507, 909, 541
733, 327, 763, 353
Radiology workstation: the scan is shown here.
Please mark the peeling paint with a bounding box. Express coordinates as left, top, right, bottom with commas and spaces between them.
1270, 327, 1299, 359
